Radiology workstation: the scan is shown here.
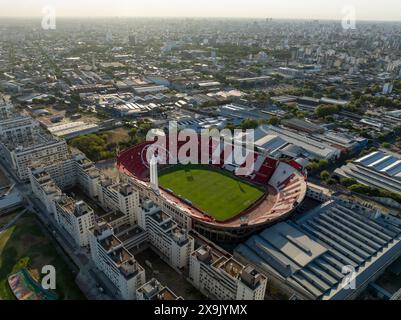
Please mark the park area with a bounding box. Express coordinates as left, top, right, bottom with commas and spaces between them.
159, 165, 265, 221
0, 211, 85, 300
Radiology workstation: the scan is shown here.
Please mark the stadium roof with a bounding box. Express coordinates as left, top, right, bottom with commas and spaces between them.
235, 200, 401, 300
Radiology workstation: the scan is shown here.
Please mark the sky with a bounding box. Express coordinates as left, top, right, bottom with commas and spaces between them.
1, 0, 401, 21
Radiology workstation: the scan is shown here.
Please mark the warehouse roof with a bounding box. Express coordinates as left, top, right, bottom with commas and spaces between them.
236, 201, 401, 300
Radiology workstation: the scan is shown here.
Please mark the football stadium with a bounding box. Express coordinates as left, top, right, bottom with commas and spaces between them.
117, 135, 308, 242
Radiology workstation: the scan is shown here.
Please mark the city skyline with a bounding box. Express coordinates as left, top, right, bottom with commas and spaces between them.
1, 0, 401, 21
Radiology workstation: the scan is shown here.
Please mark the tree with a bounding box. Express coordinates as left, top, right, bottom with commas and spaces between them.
268, 116, 280, 126
352, 90, 362, 99
318, 159, 329, 169
340, 177, 358, 188
128, 128, 138, 140
241, 119, 259, 130
315, 104, 339, 118
320, 170, 330, 181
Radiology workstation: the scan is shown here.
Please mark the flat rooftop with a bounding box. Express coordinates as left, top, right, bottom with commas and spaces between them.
100, 234, 122, 252
213, 257, 244, 279
236, 200, 401, 300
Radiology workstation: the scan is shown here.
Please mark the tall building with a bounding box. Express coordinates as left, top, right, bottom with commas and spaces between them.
29, 152, 101, 218
0, 98, 15, 120
189, 245, 267, 300
89, 222, 146, 300
138, 200, 194, 270
96, 177, 138, 226
0, 102, 70, 181
0, 115, 40, 145
55, 197, 95, 247
2, 135, 70, 181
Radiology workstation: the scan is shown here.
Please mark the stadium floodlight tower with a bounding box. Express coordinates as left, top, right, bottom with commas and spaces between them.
150, 155, 160, 194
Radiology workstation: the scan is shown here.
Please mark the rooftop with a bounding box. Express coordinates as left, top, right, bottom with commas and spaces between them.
236, 200, 401, 300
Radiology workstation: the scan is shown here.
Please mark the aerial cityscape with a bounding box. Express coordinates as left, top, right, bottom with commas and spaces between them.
2, 0, 401, 306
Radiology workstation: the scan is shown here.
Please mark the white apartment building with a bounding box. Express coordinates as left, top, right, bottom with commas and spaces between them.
0, 115, 40, 145
29, 152, 101, 218
30, 159, 76, 191
55, 196, 95, 247
0, 100, 13, 120
97, 177, 138, 226
29, 169, 63, 217
89, 222, 146, 300
136, 278, 182, 300
1, 134, 70, 181
138, 199, 194, 270
73, 153, 101, 198
189, 245, 267, 300
0, 101, 71, 181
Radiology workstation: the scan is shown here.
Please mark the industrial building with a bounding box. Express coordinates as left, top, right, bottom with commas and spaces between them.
47, 121, 100, 140
235, 200, 401, 300
335, 150, 401, 195
251, 124, 367, 161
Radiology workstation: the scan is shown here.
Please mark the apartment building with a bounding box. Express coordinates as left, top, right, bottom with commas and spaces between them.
138, 200, 194, 270
55, 196, 95, 247
97, 177, 138, 226
1, 134, 70, 181
89, 222, 146, 300
0, 115, 40, 145
136, 278, 182, 300
0, 100, 13, 120
29, 168, 63, 216
189, 245, 267, 300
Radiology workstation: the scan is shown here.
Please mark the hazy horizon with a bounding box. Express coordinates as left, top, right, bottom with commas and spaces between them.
1, 0, 401, 22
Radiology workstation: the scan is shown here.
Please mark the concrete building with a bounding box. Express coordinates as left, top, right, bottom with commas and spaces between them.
335, 150, 401, 195
47, 121, 100, 140
89, 222, 146, 300
30, 168, 63, 216
0, 115, 40, 145
29, 152, 101, 213
97, 177, 138, 226
189, 245, 267, 300
235, 200, 401, 300
0, 100, 14, 120
55, 197, 95, 247
252, 125, 366, 160
138, 200, 194, 270
136, 278, 182, 300
1, 135, 70, 181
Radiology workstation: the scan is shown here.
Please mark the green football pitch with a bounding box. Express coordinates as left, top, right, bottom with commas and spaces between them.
159, 165, 265, 221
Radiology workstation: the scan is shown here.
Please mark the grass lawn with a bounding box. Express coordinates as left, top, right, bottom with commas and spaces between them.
159, 165, 264, 221
0, 212, 85, 300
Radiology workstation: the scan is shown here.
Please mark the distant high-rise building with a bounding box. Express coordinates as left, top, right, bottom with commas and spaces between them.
383, 82, 393, 94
